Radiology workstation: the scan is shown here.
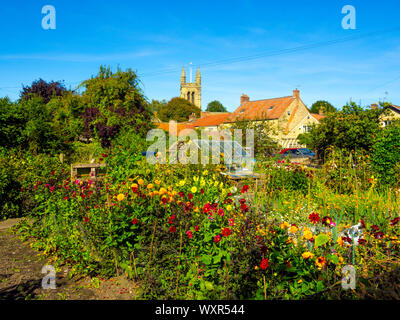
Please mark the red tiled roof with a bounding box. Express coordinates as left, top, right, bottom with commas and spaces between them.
192, 113, 231, 128
225, 96, 295, 122
392, 105, 400, 112
156, 122, 195, 135
311, 113, 326, 121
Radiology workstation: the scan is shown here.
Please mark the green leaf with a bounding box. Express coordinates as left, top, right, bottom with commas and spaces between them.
316, 280, 324, 292
204, 281, 214, 291
201, 255, 212, 265
315, 234, 329, 247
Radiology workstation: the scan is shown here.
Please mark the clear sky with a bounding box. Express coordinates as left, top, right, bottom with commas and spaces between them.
0, 0, 399, 111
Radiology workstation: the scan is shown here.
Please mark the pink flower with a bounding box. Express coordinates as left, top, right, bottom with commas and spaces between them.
187, 230, 193, 239
218, 208, 225, 217
228, 218, 235, 226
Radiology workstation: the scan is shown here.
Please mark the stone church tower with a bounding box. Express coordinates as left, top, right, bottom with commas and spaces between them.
180, 67, 201, 109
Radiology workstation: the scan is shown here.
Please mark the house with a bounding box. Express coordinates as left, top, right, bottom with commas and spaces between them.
223, 90, 323, 148
191, 112, 231, 131
377, 103, 400, 127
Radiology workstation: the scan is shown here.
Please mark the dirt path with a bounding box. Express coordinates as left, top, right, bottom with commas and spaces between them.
0, 220, 139, 300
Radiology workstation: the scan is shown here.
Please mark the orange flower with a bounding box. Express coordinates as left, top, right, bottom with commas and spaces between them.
138, 179, 144, 186
315, 256, 327, 268
117, 194, 125, 202
147, 183, 154, 189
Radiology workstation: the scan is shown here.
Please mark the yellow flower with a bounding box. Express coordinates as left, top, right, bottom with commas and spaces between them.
303, 230, 313, 240
193, 176, 199, 182
337, 236, 344, 247
138, 179, 144, 186
315, 256, 327, 268
202, 170, 208, 176
117, 194, 125, 202
302, 252, 314, 259
226, 205, 233, 212
214, 181, 219, 187
298, 279, 303, 284
194, 206, 200, 212
289, 225, 298, 234
147, 183, 154, 189
280, 222, 290, 230
179, 180, 185, 187
191, 186, 197, 194
254, 266, 259, 270
154, 180, 161, 185
159, 187, 167, 195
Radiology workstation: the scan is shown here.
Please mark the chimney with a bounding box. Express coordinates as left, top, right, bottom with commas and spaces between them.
293, 89, 300, 99
371, 103, 378, 110
240, 94, 250, 106
188, 112, 197, 122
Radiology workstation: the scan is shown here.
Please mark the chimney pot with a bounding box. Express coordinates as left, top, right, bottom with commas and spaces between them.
240, 94, 250, 106
371, 103, 378, 110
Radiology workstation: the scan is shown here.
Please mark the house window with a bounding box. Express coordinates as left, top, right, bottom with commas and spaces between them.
287, 111, 291, 116
269, 106, 274, 110
383, 120, 392, 127
240, 108, 245, 113
303, 125, 312, 133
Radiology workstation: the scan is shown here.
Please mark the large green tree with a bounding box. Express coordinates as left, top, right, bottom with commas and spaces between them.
158, 97, 201, 122
0, 98, 25, 149
79, 66, 153, 148
206, 100, 227, 112
310, 100, 336, 114
298, 101, 383, 159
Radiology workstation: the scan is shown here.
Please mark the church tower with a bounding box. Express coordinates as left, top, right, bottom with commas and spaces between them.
180, 66, 201, 109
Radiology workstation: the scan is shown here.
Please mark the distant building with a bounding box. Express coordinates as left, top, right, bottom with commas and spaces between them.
378, 103, 400, 127
224, 90, 324, 148
180, 67, 201, 109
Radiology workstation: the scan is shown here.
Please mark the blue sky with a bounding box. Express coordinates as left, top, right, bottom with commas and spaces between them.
0, 0, 399, 111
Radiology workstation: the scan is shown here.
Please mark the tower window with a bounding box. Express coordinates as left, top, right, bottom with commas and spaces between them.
192, 92, 195, 104
187, 92, 190, 101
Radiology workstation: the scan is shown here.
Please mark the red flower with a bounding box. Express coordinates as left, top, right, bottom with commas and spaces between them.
221, 227, 231, 237
374, 231, 384, 239
99, 157, 103, 162
168, 215, 176, 224
260, 258, 269, 270
390, 217, 400, 226
360, 218, 366, 228
241, 185, 249, 193
188, 193, 193, 200
161, 197, 168, 204
201, 188, 204, 194
309, 212, 320, 224
84, 217, 89, 223
370, 225, 380, 233
214, 235, 221, 243
240, 203, 248, 212
102, 153, 108, 158
179, 191, 185, 198
170, 226, 176, 233
187, 230, 193, 239
64, 196, 68, 200
194, 225, 199, 232
132, 218, 138, 225
218, 208, 225, 217
358, 238, 367, 245
51, 170, 55, 176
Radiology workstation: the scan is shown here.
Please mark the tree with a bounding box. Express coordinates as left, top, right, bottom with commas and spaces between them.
158, 97, 201, 122
148, 99, 167, 114
79, 66, 153, 148
310, 100, 336, 114
298, 101, 383, 159
206, 100, 227, 112
0, 98, 26, 149
20, 79, 68, 104
230, 119, 279, 161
